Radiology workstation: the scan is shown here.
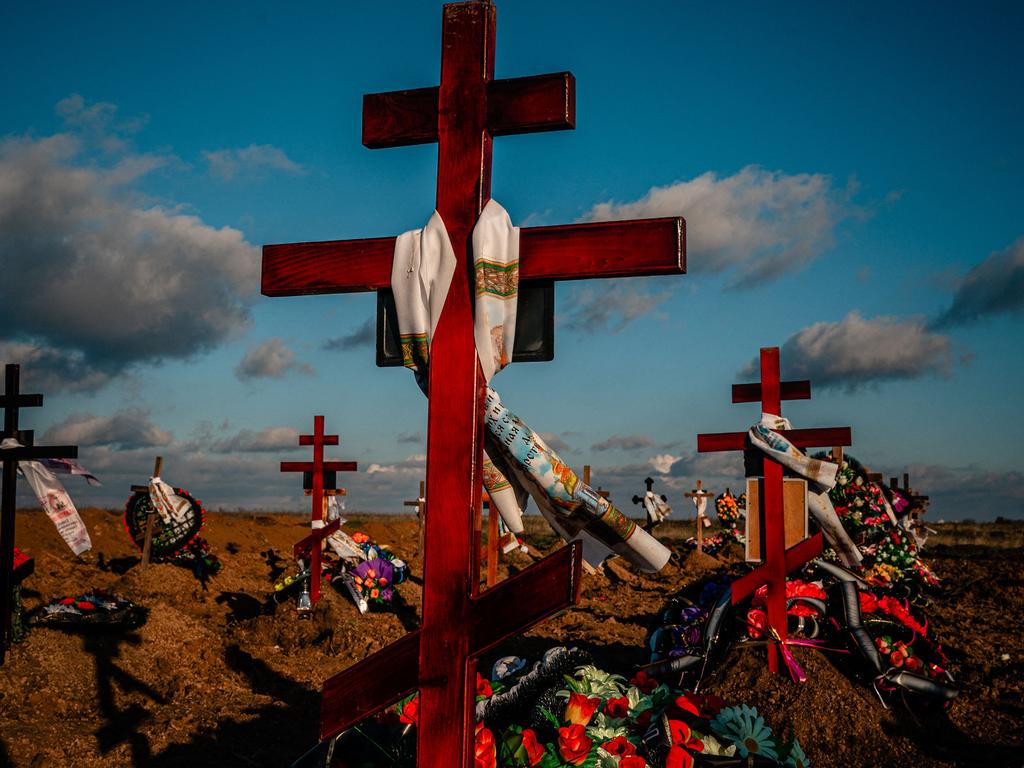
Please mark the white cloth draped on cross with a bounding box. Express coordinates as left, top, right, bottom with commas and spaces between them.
644, 491, 673, 527
391, 201, 671, 572
688, 493, 710, 528
747, 413, 862, 566
1, 438, 93, 555
147, 476, 192, 525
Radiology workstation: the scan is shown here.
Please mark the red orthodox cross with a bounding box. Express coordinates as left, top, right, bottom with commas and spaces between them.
1, 364, 78, 664
697, 347, 851, 674
280, 415, 357, 606
261, 3, 685, 764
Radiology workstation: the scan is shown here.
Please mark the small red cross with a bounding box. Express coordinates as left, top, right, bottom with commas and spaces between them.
280, 415, 357, 606
697, 347, 851, 674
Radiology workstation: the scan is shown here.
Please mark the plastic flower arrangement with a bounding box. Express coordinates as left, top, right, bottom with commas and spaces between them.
347, 557, 394, 604
714, 490, 746, 543
382, 652, 806, 768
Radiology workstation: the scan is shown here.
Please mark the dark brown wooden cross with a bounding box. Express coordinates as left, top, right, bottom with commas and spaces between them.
697, 347, 851, 674
684, 480, 714, 552
1, 364, 77, 664
280, 415, 357, 607
261, 3, 684, 764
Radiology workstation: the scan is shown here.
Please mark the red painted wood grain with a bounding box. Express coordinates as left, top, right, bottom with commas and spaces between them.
261, 217, 685, 297
696, 427, 852, 453
362, 71, 575, 149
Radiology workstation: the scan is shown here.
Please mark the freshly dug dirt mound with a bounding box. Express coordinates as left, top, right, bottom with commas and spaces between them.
0, 510, 1020, 767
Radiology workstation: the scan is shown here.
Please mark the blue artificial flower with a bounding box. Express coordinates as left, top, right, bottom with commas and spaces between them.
711, 704, 779, 760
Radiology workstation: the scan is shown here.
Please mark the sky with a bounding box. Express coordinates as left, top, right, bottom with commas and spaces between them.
1, 1, 1022, 521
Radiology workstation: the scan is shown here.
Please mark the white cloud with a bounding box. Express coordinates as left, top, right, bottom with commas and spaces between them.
747, 312, 954, 390
561, 278, 674, 335
235, 338, 313, 380
583, 165, 857, 287
42, 409, 173, 450
205, 426, 301, 453
203, 144, 305, 181
0, 97, 260, 391
648, 453, 680, 474
933, 237, 1024, 328
591, 434, 657, 452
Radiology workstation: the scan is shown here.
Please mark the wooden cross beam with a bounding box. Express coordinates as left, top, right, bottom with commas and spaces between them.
1, 364, 77, 664
684, 480, 714, 552
582, 465, 610, 500
130, 456, 165, 570
261, 4, 684, 763
280, 415, 357, 607
697, 347, 851, 675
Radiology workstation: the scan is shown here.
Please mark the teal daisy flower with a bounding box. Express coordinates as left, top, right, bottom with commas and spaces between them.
710, 704, 779, 760
783, 738, 810, 768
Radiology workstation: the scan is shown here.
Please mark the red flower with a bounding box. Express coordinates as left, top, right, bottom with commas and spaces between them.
859, 591, 879, 614
564, 692, 600, 726
620, 757, 648, 768
521, 729, 544, 766
746, 607, 769, 639
476, 671, 493, 699
666, 746, 695, 768
76, 601, 96, 611
600, 735, 636, 757
629, 670, 659, 693
398, 696, 418, 725
605, 696, 630, 719
558, 724, 593, 766
475, 724, 496, 768
667, 719, 703, 753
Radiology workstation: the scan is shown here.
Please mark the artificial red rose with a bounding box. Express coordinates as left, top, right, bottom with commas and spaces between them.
558, 724, 593, 766
76, 601, 95, 610
634, 708, 654, 730
563, 692, 600, 726
521, 729, 544, 766
890, 650, 905, 667
605, 696, 630, 719
666, 745, 695, 768
859, 591, 879, 614
629, 670, 659, 693
620, 756, 648, 768
398, 696, 419, 725
600, 735, 636, 757
476, 671, 493, 698
475, 724, 497, 768
671, 692, 720, 720
746, 608, 768, 639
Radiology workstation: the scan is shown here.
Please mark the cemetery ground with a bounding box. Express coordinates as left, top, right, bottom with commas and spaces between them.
0, 509, 1021, 768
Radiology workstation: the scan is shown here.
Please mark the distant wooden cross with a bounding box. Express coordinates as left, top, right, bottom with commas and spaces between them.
582, 465, 610, 500
403, 480, 426, 556
260, 2, 685, 763
129, 456, 164, 570
280, 415, 357, 607
684, 480, 714, 552
697, 347, 851, 675
1, 364, 77, 664
632, 477, 669, 530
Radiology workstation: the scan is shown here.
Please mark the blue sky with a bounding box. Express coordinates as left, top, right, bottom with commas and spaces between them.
1, 1, 1021, 519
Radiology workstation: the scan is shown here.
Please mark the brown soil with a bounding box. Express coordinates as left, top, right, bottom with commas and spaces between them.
1, 510, 1021, 768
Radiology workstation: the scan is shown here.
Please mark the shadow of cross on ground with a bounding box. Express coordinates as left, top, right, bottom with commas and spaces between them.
260, 2, 686, 766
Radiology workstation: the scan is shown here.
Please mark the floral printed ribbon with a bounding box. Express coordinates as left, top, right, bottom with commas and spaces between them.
747, 413, 862, 566
1, 438, 92, 555
390, 202, 670, 571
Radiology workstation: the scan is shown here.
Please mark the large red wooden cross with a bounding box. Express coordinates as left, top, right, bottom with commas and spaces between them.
280, 415, 357, 607
261, 3, 685, 764
1, 364, 78, 664
697, 347, 850, 674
